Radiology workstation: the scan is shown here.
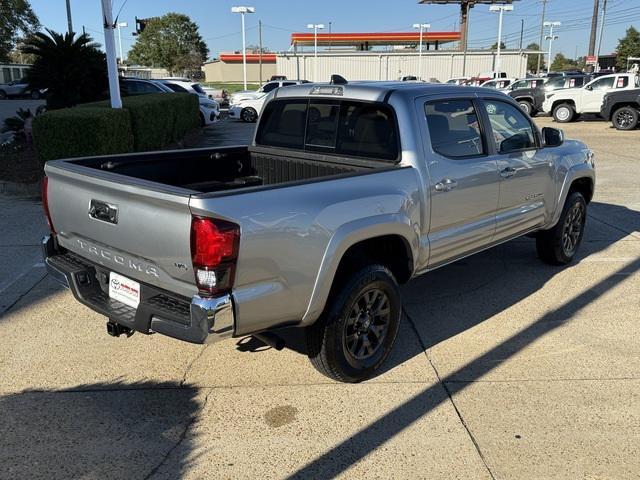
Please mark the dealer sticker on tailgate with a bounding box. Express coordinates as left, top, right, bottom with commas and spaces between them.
109, 272, 141, 309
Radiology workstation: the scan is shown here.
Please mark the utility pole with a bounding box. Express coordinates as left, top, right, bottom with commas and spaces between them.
536, 0, 547, 74
65, 0, 73, 34
519, 19, 524, 50
259, 20, 263, 83
461, 1, 470, 76
588, 0, 600, 56
328, 22, 332, 51
595, 0, 607, 71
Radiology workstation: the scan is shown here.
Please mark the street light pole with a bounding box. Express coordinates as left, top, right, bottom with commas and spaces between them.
116, 22, 128, 64
232, 6, 255, 90
412, 23, 430, 80
544, 21, 561, 73
490, 5, 513, 77
100, 0, 122, 108
307, 23, 325, 82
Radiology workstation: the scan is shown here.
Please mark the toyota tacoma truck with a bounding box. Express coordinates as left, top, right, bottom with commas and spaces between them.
543, 73, 640, 123
601, 88, 640, 130
42, 80, 595, 382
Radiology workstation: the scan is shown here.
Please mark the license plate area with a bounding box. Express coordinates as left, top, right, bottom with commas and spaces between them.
109, 271, 141, 309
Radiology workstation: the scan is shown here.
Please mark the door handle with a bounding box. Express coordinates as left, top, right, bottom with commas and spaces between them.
434, 178, 458, 192
500, 167, 517, 178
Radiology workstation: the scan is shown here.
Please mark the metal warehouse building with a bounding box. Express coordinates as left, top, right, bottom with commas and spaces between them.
277, 50, 532, 83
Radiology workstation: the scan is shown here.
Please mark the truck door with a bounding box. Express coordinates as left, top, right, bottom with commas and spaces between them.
582, 76, 616, 112
479, 98, 555, 239
419, 97, 500, 267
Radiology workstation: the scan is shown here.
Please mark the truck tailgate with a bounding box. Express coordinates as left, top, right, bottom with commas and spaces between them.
45, 161, 197, 298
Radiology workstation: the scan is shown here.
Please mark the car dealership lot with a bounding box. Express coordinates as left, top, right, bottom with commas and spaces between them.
1, 118, 638, 479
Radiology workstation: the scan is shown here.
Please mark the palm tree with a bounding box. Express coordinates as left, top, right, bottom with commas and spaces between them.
22, 29, 108, 109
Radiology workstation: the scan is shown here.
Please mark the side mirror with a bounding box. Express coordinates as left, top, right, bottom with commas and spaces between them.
542, 127, 564, 148
585, 85, 593, 91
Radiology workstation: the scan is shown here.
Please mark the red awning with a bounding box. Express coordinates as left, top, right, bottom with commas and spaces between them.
219, 53, 277, 63
291, 32, 461, 46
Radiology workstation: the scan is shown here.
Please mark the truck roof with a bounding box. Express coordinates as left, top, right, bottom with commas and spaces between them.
273, 81, 490, 103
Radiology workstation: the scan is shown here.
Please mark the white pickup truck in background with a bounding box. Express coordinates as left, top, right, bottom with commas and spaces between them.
543, 73, 640, 122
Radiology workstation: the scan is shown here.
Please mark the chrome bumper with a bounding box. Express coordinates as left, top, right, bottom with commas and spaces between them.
42, 235, 235, 345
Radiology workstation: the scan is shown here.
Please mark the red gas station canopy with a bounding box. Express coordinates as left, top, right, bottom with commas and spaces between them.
290, 31, 461, 47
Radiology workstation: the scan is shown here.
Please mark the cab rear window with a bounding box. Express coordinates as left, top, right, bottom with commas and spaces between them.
255, 99, 399, 161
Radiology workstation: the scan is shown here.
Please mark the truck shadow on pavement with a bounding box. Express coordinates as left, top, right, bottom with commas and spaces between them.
0, 381, 200, 479
279, 201, 640, 479
0, 202, 637, 479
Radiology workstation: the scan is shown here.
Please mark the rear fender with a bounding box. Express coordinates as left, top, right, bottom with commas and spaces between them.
300, 214, 418, 326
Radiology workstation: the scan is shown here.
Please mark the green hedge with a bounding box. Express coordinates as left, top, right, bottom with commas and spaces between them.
33, 93, 201, 161
79, 93, 200, 152
33, 108, 134, 162
124, 93, 199, 151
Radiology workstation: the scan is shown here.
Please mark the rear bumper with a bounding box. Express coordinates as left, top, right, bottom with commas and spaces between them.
42, 235, 234, 344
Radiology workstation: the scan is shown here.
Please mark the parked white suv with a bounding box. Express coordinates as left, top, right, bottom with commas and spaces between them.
542, 73, 640, 123
229, 80, 309, 104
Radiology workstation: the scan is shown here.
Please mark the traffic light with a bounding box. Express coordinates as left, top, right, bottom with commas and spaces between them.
132, 16, 154, 36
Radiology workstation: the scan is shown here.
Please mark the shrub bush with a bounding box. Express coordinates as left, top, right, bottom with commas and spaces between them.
33, 108, 134, 161
79, 93, 200, 151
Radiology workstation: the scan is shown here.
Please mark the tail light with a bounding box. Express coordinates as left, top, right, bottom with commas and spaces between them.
42, 176, 55, 233
190, 216, 240, 296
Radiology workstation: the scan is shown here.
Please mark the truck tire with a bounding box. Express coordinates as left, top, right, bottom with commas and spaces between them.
553, 103, 575, 123
30, 90, 41, 100
612, 106, 639, 130
518, 100, 533, 116
241, 107, 257, 123
306, 264, 402, 383
536, 191, 587, 265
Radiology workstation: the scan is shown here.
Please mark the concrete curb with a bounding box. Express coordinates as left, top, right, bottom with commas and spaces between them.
0, 180, 41, 197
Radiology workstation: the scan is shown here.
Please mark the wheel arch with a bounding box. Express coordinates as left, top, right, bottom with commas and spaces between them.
301, 217, 417, 326
568, 176, 594, 204
552, 98, 576, 111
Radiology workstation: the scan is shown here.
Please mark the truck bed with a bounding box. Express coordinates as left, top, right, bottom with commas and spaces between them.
69, 145, 374, 195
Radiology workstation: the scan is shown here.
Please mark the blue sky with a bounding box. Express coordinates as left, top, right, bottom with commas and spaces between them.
30, 0, 640, 60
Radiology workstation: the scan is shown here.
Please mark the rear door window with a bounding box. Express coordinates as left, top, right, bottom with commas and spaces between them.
425, 99, 485, 158
336, 102, 397, 160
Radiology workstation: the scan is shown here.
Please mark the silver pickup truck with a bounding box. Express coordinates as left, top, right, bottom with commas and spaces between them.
42, 80, 595, 382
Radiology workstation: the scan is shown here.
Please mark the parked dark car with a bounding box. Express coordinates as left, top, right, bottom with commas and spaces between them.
507, 79, 546, 116
601, 88, 640, 130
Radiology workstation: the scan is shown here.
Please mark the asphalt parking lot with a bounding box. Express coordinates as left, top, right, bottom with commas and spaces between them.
1, 117, 639, 479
